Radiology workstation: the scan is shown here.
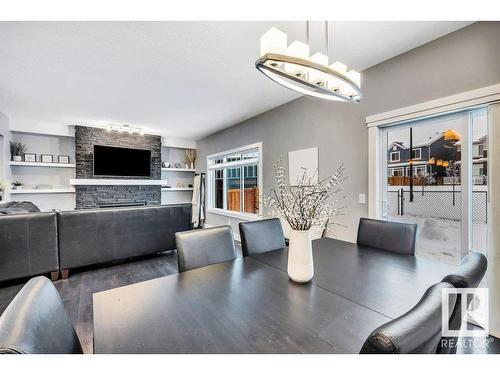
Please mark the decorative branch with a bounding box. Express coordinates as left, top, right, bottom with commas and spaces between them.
185, 149, 197, 163
263, 158, 347, 231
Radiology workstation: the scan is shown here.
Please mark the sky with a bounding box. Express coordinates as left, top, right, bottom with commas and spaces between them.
387, 108, 487, 149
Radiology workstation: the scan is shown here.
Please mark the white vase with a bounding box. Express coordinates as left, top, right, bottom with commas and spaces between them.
287, 229, 314, 283
190, 162, 194, 170
13, 155, 22, 162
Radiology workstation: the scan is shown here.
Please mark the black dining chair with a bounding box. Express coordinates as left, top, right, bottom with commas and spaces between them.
0, 276, 83, 354
357, 217, 418, 255
176, 225, 237, 273
360, 282, 456, 354
239, 218, 286, 257
438, 251, 487, 354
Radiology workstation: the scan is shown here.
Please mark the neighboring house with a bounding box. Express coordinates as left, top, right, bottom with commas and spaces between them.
388, 132, 488, 185
387, 141, 430, 178
472, 135, 488, 184
387, 135, 456, 177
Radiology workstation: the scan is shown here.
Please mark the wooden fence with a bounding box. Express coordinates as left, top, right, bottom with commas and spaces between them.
227, 187, 259, 213
388, 176, 426, 186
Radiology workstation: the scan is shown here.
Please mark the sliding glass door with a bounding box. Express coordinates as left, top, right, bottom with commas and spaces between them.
380, 108, 488, 265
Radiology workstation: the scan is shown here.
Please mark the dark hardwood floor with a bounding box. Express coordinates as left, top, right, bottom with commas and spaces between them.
0, 244, 498, 354
0, 252, 180, 353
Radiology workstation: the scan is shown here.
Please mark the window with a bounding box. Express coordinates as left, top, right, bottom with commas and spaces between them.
473, 143, 485, 158
412, 148, 421, 159
415, 165, 427, 176
207, 143, 262, 219
390, 151, 400, 162
473, 164, 484, 177
391, 167, 404, 176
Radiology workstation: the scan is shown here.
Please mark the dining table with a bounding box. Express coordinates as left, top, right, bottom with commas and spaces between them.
92, 237, 455, 354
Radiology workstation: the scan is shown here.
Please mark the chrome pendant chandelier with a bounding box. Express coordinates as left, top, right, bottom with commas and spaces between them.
255, 21, 362, 102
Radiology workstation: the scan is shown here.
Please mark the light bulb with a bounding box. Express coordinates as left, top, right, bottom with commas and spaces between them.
308, 53, 329, 87
285, 41, 310, 77
327, 62, 347, 91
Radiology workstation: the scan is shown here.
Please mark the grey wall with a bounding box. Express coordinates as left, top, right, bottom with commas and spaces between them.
196, 22, 500, 242
0, 112, 11, 202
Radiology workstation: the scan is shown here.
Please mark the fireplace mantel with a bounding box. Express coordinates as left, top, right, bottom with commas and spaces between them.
70, 179, 168, 186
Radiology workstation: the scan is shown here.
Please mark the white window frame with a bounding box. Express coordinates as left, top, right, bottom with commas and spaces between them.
390, 151, 400, 162
412, 148, 421, 160
206, 142, 263, 221
415, 165, 427, 176
390, 167, 404, 177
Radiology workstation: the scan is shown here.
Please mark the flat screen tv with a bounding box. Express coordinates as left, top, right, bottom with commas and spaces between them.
93, 145, 151, 177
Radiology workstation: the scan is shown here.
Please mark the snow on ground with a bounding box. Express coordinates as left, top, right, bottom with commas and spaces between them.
388, 215, 487, 265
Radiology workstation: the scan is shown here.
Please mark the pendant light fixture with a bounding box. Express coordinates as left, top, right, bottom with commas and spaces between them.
255, 21, 362, 102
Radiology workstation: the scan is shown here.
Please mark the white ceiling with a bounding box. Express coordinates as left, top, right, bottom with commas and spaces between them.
0, 21, 472, 140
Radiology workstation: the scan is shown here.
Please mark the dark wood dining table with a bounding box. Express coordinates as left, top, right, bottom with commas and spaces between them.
92, 238, 455, 354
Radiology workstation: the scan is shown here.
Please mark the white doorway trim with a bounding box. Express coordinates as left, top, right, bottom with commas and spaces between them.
366, 83, 500, 128
367, 83, 500, 217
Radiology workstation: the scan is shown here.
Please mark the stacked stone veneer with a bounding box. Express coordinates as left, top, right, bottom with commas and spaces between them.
74, 126, 162, 209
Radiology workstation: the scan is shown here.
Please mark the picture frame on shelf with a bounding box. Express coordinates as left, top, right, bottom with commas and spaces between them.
58, 155, 70, 164
40, 154, 54, 163
23, 153, 36, 162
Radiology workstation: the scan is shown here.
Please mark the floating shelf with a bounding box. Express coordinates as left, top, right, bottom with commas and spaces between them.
161, 187, 194, 191
10, 188, 76, 194
161, 168, 196, 172
10, 161, 75, 168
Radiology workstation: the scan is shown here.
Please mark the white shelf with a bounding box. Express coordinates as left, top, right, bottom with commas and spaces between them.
10, 188, 76, 194
10, 161, 75, 168
161, 168, 196, 172
70, 179, 169, 186
161, 187, 194, 191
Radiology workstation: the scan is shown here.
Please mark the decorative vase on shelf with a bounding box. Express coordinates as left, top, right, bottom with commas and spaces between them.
190, 162, 194, 170
13, 155, 22, 162
287, 229, 314, 283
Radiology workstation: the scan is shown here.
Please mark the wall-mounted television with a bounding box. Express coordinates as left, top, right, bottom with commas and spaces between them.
93, 145, 151, 177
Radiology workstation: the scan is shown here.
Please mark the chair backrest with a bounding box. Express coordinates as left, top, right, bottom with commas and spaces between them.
360, 282, 456, 354
176, 226, 237, 273
239, 218, 286, 257
357, 217, 418, 255
0, 276, 82, 354
438, 252, 487, 354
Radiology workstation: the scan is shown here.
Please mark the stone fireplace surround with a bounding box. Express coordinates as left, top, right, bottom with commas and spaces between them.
74, 126, 162, 209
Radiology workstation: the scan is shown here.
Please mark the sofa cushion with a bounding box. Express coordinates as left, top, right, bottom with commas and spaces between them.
58, 204, 191, 270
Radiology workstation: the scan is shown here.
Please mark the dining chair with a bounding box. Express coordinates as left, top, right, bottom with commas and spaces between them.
239, 218, 286, 257
438, 251, 487, 354
360, 281, 456, 354
176, 225, 237, 272
357, 217, 418, 255
0, 276, 83, 354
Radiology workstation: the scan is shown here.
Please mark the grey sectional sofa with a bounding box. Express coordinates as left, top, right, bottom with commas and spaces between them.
0, 204, 191, 283
0, 212, 59, 283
